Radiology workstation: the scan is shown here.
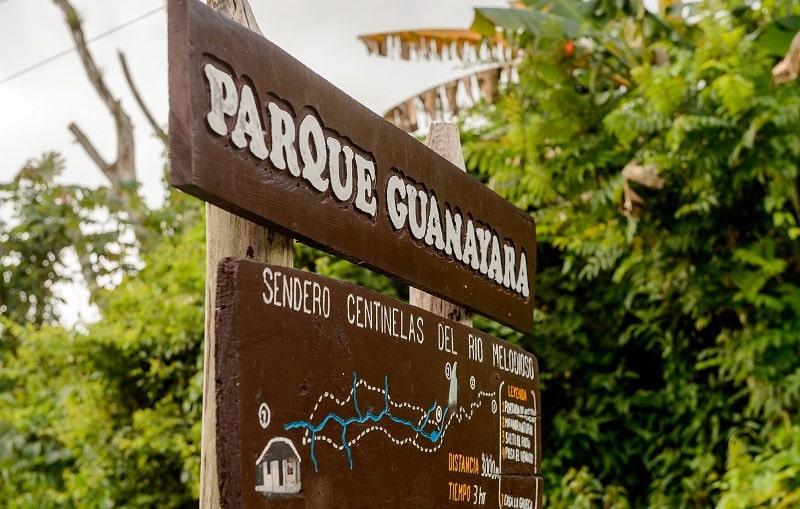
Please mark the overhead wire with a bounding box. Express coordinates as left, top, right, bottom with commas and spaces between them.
0, 4, 164, 86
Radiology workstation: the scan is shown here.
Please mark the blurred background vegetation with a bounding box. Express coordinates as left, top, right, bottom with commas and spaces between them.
2, 0, 800, 507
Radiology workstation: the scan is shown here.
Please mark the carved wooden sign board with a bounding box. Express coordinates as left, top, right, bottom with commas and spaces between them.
168, 0, 536, 332
216, 258, 542, 508
167, 0, 542, 507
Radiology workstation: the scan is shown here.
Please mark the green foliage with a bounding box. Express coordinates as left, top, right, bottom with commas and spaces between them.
71, 217, 204, 507
461, 0, 800, 506
294, 243, 407, 300
716, 424, 800, 509
0, 153, 139, 327
0, 322, 77, 508
1, 181, 204, 507
547, 466, 631, 509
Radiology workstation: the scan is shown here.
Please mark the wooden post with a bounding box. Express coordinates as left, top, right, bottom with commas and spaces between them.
200, 3, 293, 509
409, 122, 472, 327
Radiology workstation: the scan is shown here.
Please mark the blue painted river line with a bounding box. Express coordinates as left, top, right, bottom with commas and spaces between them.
285, 372, 447, 471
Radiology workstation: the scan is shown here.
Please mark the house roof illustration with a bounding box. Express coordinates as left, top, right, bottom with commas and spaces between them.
256, 437, 301, 465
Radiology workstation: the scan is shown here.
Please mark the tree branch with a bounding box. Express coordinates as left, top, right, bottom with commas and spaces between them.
53, 0, 136, 186
67, 122, 112, 178
118, 51, 168, 148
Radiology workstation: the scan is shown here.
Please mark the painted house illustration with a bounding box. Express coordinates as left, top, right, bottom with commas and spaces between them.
255, 437, 302, 495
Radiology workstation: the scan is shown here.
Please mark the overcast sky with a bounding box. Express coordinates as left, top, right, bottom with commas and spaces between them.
0, 0, 509, 208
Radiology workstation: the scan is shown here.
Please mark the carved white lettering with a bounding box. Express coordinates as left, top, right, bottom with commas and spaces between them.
203, 63, 378, 218
267, 101, 300, 176
261, 267, 330, 317
387, 174, 407, 229
299, 114, 328, 192
231, 84, 267, 159
203, 63, 238, 136
328, 139, 354, 202
354, 154, 377, 216
202, 63, 533, 302
384, 172, 531, 300
346, 292, 424, 344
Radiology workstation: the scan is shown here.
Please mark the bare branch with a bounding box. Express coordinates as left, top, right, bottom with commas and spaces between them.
53, 0, 136, 186
53, 0, 114, 109
118, 51, 168, 147
67, 123, 112, 177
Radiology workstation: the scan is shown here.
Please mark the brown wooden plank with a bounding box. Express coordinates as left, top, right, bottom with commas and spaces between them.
215, 258, 542, 508
168, 0, 537, 332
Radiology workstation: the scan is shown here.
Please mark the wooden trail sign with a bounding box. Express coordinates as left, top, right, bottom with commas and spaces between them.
168, 0, 537, 332
215, 258, 542, 508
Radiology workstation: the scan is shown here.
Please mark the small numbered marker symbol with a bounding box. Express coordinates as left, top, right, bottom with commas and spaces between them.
491, 399, 498, 414
258, 402, 271, 429
445, 362, 452, 380
470, 376, 476, 390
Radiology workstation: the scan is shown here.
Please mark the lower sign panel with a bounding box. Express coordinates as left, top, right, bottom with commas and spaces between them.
215, 258, 542, 508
